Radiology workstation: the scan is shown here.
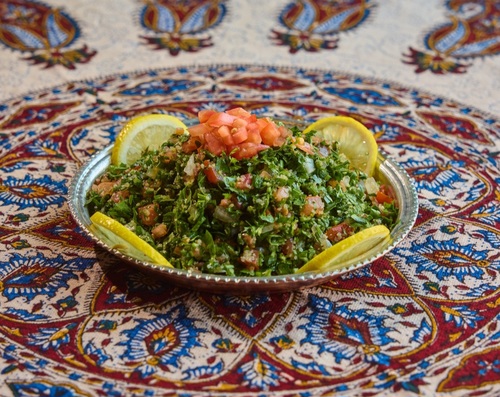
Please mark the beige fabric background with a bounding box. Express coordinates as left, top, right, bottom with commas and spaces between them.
1, 0, 499, 115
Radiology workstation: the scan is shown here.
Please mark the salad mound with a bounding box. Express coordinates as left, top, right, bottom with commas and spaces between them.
87, 108, 398, 276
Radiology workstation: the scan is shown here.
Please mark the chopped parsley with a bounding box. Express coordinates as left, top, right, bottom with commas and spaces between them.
87, 126, 398, 276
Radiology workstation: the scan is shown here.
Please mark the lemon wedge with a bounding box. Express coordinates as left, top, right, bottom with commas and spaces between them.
111, 114, 188, 166
89, 211, 173, 267
303, 116, 378, 176
296, 225, 391, 274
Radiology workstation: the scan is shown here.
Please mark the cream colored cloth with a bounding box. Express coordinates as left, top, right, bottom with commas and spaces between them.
0, 0, 499, 114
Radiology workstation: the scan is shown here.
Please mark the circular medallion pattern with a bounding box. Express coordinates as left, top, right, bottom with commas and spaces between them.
0, 64, 499, 396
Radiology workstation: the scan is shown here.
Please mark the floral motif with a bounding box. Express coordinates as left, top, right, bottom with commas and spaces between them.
139, 0, 227, 55
28, 324, 76, 351
418, 110, 492, 143
0, 253, 94, 303
271, 0, 373, 53
298, 295, 394, 368
221, 76, 307, 91
438, 347, 500, 392
404, 0, 500, 74
239, 353, 281, 389
120, 305, 206, 378
0, 0, 96, 69
0, 101, 80, 129
469, 201, 500, 226
441, 304, 483, 329
0, 174, 67, 211
401, 234, 494, 283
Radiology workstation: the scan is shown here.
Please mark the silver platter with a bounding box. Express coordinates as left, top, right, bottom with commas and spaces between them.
69, 131, 418, 294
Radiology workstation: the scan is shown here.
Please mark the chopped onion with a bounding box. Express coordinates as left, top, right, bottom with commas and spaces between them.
183, 154, 196, 177
364, 177, 379, 195
213, 206, 237, 223
319, 234, 332, 250
261, 224, 275, 234
303, 157, 315, 174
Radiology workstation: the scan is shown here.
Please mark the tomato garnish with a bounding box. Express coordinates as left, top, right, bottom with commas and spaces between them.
186, 108, 290, 159
198, 109, 217, 123
203, 164, 224, 184
376, 185, 394, 204
325, 222, 354, 243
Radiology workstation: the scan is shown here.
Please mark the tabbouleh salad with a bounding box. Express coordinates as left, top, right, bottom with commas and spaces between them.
87, 109, 398, 276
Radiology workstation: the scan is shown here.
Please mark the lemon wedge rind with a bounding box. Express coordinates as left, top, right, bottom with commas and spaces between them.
111, 114, 188, 166
90, 211, 173, 268
296, 225, 391, 274
303, 116, 378, 177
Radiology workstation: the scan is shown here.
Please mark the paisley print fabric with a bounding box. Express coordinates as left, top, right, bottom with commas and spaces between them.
271, 0, 373, 53
0, 0, 96, 69
0, 64, 499, 396
0, 0, 499, 395
404, 0, 500, 74
139, 0, 227, 55
0, 1, 499, 114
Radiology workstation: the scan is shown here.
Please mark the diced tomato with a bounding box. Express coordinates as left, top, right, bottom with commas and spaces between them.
162, 147, 177, 163
217, 125, 230, 137
204, 131, 226, 156
198, 109, 217, 123
226, 107, 253, 120
111, 189, 129, 203
278, 125, 290, 138
273, 186, 290, 202
241, 232, 256, 248
261, 120, 281, 146
217, 125, 234, 145
232, 118, 248, 128
182, 137, 202, 153
188, 123, 209, 138
203, 164, 224, 184
239, 248, 260, 270
281, 238, 294, 257
376, 190, 393, 204
186, 108, 289, 159
235, 173, 253, 190
274, 136, 288, 147
376, 185, 394, 204
231, 143, 269, 160
301, 196, 324, 217
206, 112, 237, 128
231, 127, 249, 144
255, 118, 268, 130
296, 142, 314, 155
326, 222, 354, 243
92, 181, 116, 196
152, 223, 168, 239
246, 124, 263, 144
138, 203, 159, 226
220, 194, 243, 209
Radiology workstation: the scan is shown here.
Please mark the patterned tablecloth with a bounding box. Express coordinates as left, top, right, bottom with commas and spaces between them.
1, 1, 499, 397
